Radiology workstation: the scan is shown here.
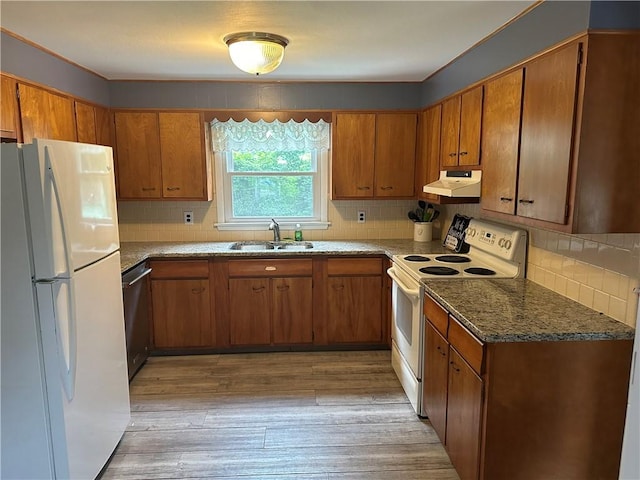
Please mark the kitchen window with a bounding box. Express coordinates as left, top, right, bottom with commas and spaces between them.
211, 118, 331, 230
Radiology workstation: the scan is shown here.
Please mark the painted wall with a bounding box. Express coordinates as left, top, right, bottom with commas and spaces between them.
0, 31, 110, 105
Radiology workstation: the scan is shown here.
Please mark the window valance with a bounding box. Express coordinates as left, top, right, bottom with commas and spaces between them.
211, 118, 331, 152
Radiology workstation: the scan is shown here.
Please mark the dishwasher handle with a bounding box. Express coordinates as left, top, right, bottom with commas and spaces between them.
122, 267, 152, 289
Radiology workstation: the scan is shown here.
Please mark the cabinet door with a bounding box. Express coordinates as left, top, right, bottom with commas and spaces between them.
332, 113, 376, 198
75, 101, 97, 144
94, 105, 113, 147
446, 348, 483, 480
458, 86, 483, 166
517, 42, 580, 224
272, 277, 313, 344
440, 96, 461, 167
229, 278, 271, 346
481, 69, 523, 214
1, 75, 20, 140
114, 112, 162, 199
326, 276, 382, 343
422, 322, 450, 443
19, 83, 76, 143
158, 112, 208, 199
416, 105, 442, 201
151, 279, 211, 348
374, 113, 417, 197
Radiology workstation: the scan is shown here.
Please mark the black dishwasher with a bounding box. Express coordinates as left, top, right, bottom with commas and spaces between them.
122, 263, 152, 380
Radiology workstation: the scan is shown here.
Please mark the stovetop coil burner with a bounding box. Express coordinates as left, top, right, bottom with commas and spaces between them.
420, 266, 459, 276
465, 267, 496, 276
404, 255, 431, 262
435, 255, 471, 263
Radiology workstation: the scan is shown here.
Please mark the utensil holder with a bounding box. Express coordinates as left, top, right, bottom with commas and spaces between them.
413, 222, 432, 242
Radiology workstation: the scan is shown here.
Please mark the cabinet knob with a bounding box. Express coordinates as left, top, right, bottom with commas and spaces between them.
518, 199, 534, 204
357, 186, 371, 190
448, 153, 457, 157
166, 186, 181, 191
265, 266, 277, 271
459, 151, 468, 156
500, 197, 513, 202
141, 187, 156, 192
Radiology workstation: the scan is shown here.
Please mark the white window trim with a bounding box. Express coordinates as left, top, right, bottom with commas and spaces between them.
214, 149, 330, 231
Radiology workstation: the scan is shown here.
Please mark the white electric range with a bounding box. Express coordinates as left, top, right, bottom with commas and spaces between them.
387, 218, 527, 415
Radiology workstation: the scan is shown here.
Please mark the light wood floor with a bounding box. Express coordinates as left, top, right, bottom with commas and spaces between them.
100, 350, 459, 479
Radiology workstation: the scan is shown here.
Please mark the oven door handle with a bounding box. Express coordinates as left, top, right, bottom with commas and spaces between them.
387, 267, 421, 301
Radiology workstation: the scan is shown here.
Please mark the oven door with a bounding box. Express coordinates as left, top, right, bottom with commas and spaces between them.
387, 265, 423, 412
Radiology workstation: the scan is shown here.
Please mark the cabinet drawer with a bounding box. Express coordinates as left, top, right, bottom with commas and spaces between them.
150, 260, 209, 279
327, 257, 382, 276
424, 294, 448, 337
228, 258, 312, 277
448, 316, 484, 375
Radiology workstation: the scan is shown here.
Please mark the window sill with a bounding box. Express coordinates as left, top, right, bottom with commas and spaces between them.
215, 221, 331, 231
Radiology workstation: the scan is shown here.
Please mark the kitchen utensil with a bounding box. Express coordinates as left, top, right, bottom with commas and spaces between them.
430, 210, 440, 222
408, 211, 421, 222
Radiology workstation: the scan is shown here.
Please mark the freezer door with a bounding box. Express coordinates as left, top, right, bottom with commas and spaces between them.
22, 139, 119, 279
36, 252, 130, 479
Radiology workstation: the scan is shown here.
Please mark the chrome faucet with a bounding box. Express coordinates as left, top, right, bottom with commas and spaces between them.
269, 218, 281, 242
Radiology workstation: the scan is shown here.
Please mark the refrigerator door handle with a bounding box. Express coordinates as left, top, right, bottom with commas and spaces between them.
38, 279, 78, 401
45, 148, 73, 277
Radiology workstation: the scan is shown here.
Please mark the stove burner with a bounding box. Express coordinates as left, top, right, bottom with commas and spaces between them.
465, 267, 496, 276
435, 255, 471, 263
420, 266, 460, 276
404, 255, 431, 262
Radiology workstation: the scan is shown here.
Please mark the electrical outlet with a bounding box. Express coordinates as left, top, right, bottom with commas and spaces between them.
357, 210, 366, 223
183, 211, 194, 225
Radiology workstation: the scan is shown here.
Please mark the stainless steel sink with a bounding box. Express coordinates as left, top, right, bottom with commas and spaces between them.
229, 240, 313, 251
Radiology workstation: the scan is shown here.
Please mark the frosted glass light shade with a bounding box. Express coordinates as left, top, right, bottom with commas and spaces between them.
224, 32, 289, 76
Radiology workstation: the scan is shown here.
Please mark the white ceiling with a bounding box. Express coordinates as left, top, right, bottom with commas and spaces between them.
0, 1, 538, 82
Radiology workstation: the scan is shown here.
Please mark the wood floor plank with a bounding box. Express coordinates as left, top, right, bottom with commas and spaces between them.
116, 427, 266, 454
99, 351, 459, 480
263, 422, 441, 448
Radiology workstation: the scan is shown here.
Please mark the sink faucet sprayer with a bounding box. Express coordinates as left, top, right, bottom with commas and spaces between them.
269, 218, 281, 242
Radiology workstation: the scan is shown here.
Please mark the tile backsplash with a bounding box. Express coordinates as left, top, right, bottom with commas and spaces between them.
117, 199, 639, 328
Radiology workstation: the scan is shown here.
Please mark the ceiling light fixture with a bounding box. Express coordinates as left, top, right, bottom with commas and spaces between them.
224, 32, 289, 76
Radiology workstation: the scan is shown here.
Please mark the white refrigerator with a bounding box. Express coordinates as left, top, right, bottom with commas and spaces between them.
1, 139, 130, 479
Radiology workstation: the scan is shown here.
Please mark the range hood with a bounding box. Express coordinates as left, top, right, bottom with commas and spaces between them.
423, 170, 481, 197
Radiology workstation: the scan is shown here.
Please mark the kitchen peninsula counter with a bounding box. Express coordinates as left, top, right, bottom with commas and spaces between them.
423, 278, 634, 342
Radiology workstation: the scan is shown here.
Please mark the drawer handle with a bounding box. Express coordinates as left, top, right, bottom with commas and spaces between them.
191, 287, 205, 294
141, 187, 156, 191
166, 186, 181, 191
276, 285, 290, 291
265, 266, 277, 271
436, 345, 447, 357
380, 186, 393, 190
252, 286, 265, 292
357, 186, 371, 190
519, 199, 534, 204
500, 197, 513, 202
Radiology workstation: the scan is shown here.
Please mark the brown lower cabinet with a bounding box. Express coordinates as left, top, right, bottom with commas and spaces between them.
150, 260, 212, 349
149, 255, 388, 350
422, 294, 633, 480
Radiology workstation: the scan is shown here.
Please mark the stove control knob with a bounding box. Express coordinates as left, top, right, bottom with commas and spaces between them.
504, 240, 512, 250
467, 228, 476, 238
498, 238, 506, 247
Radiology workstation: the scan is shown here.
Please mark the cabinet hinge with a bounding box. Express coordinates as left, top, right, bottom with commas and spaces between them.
577, 46, 583, 66
312, 331, 315, 341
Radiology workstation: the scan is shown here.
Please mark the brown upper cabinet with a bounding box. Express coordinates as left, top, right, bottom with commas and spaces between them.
332, 112, 417, 199
18, 83, 76, 143
415, 105, 442, 202
1, 75, 20, 141
480, 69, 524, 214
481, 32, 640, 233
114, 111, 213, 200
75, 101, 113, 147
440, 86, 483, 168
